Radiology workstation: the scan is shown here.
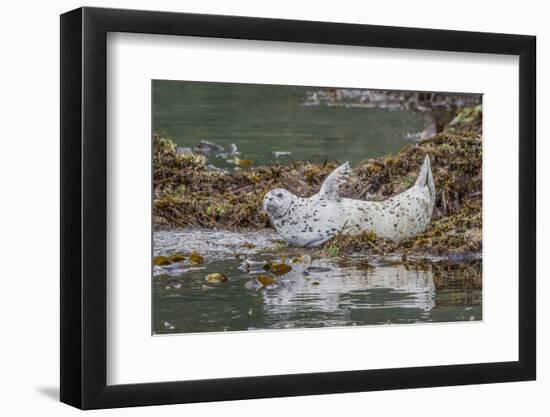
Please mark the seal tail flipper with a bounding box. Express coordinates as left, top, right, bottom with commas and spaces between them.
415, 155, 436, 208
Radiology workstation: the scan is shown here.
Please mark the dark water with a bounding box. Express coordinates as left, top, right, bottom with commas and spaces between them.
153, 229, 482, 335
152, 80, 427, 168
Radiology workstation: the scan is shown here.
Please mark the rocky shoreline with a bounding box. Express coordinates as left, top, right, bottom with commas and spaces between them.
153, 106, 482, 259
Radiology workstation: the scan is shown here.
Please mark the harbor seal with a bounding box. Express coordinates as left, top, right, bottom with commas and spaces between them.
263, 155, 435, 247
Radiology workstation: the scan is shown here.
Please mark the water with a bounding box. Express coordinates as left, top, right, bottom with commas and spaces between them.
152, 81, 480, 334
153, 229, 482, 335
153, 81, 427, 168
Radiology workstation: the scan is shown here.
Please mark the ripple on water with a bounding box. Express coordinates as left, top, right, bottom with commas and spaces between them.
153, 228, 482, 334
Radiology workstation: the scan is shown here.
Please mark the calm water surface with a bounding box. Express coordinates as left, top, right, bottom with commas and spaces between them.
153, 229, 481, 335
153, 81, 427, 168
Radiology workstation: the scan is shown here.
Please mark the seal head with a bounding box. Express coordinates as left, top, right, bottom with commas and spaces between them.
262, 188, 295, 219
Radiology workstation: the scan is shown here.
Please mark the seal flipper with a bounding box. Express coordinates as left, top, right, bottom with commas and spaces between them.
319, 162, 351, 202
415, 155, 436, 209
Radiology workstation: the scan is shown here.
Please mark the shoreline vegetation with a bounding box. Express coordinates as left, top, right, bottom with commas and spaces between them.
153, 104, 482, 261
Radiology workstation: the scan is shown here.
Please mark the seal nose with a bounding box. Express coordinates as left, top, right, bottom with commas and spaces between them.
262, 195, 271, 213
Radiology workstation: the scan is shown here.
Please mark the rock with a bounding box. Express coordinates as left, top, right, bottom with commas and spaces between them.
176, 147, 193, 154
196, 140, 224, 154
227, 143, 240, 156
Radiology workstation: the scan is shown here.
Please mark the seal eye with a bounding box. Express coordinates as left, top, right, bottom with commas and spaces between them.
277, 193, 283, 198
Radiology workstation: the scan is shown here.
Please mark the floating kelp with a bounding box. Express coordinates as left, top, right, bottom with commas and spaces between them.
205, 273, 228, 283
245, 275, 278, 291
189, 251, 204, 265
230, 157, 253, 168
153, 250, 206, 273
264, 262, 292, 276
257, 275, 276, 286
153, 255, 170, 266
168, 253, 185, 263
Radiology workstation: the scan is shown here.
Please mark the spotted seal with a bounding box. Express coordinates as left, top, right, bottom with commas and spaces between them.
262, 155, 436, 247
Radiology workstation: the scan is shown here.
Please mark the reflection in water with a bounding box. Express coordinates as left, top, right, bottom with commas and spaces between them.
153, 229, 482, 334
261, 263, 435, 315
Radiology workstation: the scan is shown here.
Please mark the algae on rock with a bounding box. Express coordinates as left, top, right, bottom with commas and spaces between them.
153, 105, 482, 258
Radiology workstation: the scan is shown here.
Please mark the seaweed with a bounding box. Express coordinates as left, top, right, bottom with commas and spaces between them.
153, 105, 482, 258
325, 201, 482, 258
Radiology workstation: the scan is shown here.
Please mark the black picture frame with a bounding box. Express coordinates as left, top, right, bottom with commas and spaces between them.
60, 6, 536, 410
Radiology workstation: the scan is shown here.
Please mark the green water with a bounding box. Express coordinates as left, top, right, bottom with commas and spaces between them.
153, 229, 481, 335
152, 80, 427, 168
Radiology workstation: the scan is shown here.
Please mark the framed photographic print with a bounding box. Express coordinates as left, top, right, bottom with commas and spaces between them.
60, 6, 536, 409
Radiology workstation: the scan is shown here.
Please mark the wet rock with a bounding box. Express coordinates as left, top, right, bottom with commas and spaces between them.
177, 146, 193, 154
420, 123, 437, 140
227, 143, 240, 156
196, 140, 225, 154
